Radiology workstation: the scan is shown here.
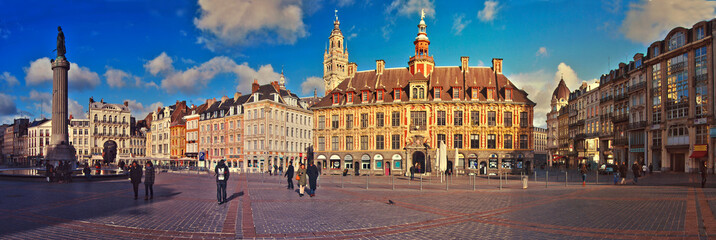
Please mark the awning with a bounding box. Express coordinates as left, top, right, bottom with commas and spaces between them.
690, 151, 707, 158
552, 155, 564, 161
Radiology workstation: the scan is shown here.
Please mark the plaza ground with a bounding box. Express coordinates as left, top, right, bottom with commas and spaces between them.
1, 170, 715, 239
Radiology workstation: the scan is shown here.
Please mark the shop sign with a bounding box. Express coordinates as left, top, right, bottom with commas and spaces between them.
710, 127, 716, 138
694, 118, 707, 125
695, 145, 708, 152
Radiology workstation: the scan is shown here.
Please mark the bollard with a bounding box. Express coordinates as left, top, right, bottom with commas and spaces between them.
446, 175, 449, 191
341, 175, 344, 188
488, 174, 491, 184
420, 175, 423, 191
546, 171, 549, 188
499, 172, 503, 190
534, 170, 537, 182
472, 175, 476, 191
392, 175, 395, 190
565, 171, 568, 187
366, 174, 369, 190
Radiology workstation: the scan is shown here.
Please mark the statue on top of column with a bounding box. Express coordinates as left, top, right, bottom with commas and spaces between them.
54, 26, 66, 59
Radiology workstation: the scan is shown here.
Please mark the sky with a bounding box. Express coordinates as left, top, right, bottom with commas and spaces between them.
1, 0, 715, 127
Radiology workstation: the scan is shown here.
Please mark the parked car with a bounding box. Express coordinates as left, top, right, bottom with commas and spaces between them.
598, 164, 617, 175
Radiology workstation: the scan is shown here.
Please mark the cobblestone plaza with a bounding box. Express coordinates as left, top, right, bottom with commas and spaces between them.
1, 171, 715, 239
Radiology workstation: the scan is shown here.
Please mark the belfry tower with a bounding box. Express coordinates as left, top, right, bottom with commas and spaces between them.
408, 9, 434, 76
323, 10, 349, 95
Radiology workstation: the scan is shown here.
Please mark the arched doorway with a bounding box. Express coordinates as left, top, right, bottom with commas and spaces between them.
412, 151, 425, 173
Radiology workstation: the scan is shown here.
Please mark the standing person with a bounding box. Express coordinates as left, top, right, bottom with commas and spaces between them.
274, 164, 278, 177
83, 164, 92, 181
128, 161, 143, 200
631, 161, 640, 184
410, 164, 415, 181
296, 164, 307, 197
144, 162, 155, 200
279, 165, 284, 176
118, 160, 125, 171
284, 161, 294, 190
354, 162, 360, 176
307, 162, 319, 197
580, 163, 587, 187
642, 163, 648, 176
215, 160, 230, 204
46, 163, 53, 183
619, 161, 628, 185
700, 160, 708, 188
613, 162, 620, 185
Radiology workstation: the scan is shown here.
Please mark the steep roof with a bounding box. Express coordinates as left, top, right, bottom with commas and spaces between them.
552, 78, 570, 101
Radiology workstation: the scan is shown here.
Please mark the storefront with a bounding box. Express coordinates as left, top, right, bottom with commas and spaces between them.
330, 155, 341, 169
344, 155, 353, 169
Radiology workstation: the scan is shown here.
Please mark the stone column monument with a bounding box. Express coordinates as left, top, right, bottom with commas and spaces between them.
45, 26, 76, 167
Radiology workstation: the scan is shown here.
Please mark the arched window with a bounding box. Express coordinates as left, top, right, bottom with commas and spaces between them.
123, 116, 126, 123
94, 114, 98, 121
668, 32, 685, 51
103, 115, 106, 122
114, 116, 117, 123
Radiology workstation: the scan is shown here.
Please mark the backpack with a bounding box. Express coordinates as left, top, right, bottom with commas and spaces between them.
217, 167, 226, 180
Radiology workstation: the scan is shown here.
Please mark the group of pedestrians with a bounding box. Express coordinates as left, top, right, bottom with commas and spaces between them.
269, 164, 284, 176
282, 161, 319, 197
611, 161, 643, 185
128, 161, 155, 200
45, 161, 73, 183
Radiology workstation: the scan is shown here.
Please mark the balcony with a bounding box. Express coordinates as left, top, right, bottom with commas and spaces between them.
628, 82, 646, 93
613, 138, 628, 146
576, 120, 585, 125
613, 114, 629, 123
599, 131, 613, 138
409, 124, 427, 132
670, 62, 685, 72
614, 93, 628, 101
666, 136, 688, 146
575, 133, 587, 139
600, 96, 613, 103
628, 121, 647, 130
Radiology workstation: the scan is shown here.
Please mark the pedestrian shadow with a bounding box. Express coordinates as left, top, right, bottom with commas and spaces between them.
226, 191, 243, 202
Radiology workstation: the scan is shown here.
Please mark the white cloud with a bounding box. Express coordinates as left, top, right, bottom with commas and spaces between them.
144, 52, 174, 76
300, 76, 325, 96
104, 68, 130, 88
507, 62, 592, 128
478, 0, 500, 22
193, 0, 308, 48
23, 57, 100, 91
477, 60, 485, 66
135, 76, 159, 89
0, 72, 19, 86
620, 0, 716, 44
124, 99, 164, 119
154, 53, 281, 94
335, 0, 354, 7
387, 0, 435, 17
0, 93, 17, 115
452, 13, 471, 35
23, 90, 52, 117
536, 47, 548, 57
181, 58, 196, 64
68, 99, 85, 119
603, 0, 621, 14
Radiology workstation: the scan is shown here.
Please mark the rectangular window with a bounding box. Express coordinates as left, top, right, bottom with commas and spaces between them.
362, 91, 369, 102
487, 134, 496, 149
454, 111, 463, 126
360, 135, 369, 150
392, 134, 400, 150
437, 134, 446, 145
346, 136, 354, 150
487, 88, 494, 100
332, 115, 339, 129
454, 134, 463, 149
520, 112, 528, 127
346, 114, 353, 129
434, 88, 441, 99
376, 112, 385, 127
520, 134, 528, 149
652, 130, 662, 146
318, 137, 325, 151
331, 136, 339, 151
471, 89, 478, 100
505, 89, 512, 100
377, 90, 383, 101
452, 88, 460, 99
395, 89, 401, 100
333, 94, 340, 104
392, 111, 400, 127
504, 112, 512, 127
504, 134, 512, 149
361, 113, 369, 128
666, 53, 688, 119
471, 111, 480, 126
347, 93, 353, 103
488, 111, 496, 126
470, 134, 480, 149
318, 116, 325, 129
376, 135, 385, 150
695, 46, 708, 117
411, 111, 427, 129
437, 111, 446, 126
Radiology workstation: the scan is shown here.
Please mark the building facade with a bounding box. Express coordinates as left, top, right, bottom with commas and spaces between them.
27, 119, 51, 164
312, 14, 535, 175
88, 98, 132, 162
170, 121, 185, 159
533, 127, 548, 167
69, 118, 91, 163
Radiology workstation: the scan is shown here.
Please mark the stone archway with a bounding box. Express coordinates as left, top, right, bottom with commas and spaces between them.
412, 151, 425, 173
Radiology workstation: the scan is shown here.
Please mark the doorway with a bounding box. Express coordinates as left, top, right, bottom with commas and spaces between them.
671, 153, 685, 172
412, 151, 425, 173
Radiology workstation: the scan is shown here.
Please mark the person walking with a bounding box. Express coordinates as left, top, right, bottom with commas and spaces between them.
613, 162, 620, 185
215, 160, 230, 204
700, 160, 708, 188
410, 164, 415, 181
296, 164, 307, 197
144, 162, 156, 200
284, 161, 294, 190
307, 162, 319, 197
279, 165, 284, 176
642, 163, 648, 176
580, 163, 587, 187
619, 161, 628, 185
128, 161, 143, 200
83, 164, 92, 181
631, 161, 640, 184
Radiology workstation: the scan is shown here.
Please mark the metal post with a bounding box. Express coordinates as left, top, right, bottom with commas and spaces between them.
420, 175, 423, 191
534, 170, 537, 182
341, 175, 344, 188
565, 171, 568, 187
366, 174, 369, 190
499, 172, 503, 190
392, 175, 395, 190
472, 175, 475, 191
446, 174, 449, 191
546, 171, 548, 188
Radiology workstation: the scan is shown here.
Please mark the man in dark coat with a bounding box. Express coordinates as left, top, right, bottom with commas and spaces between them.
284, 161, 294, 190
700, 160, 708, 188
129, 161, 143, 200
306, 162, 319, 197
215, 160, 230, 204
144, 162, 156, 200
631, 161, 641, 184
619, 162, 628, 185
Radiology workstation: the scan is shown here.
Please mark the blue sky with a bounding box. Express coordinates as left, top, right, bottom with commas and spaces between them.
1, 0, 714, 126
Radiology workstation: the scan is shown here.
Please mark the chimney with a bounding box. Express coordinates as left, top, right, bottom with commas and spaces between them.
124, 100, 129, 107
348, 62, 357, 78
271, 81, 280, 92
221, 95, 229, 102
252, 79, 260, 93
234, 92, 242, 101
376, 60, 385, 75
69, 114, 73, 120
492, 58, 503, 75
461, 56, 469, 73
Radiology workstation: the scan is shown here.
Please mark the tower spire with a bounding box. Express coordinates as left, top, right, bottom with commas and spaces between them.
408, 8, 434, 76
279, 65, 286, 90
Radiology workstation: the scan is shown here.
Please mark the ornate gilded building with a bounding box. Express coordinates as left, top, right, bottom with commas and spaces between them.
312, 13, 535, 175
546, 79, 569, 166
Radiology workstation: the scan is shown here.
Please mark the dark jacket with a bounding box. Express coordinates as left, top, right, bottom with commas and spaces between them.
83, 166, 91, 175
307, 164, 319, 180
285, 165, 295, 178
144, 165, 155, 185
215, 162, 230, 182
129, 165, 143, 184
631, 164, 640, 177
619, 164, 628, 177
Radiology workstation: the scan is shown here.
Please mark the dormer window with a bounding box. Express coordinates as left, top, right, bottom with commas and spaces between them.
452, 87, 461, 99
434, 87, 441, 99
696, 27, 705, 40
377, 90, 384, 101
362, 91, 369, 102
668, 32, 684, 51
347, 92, 353, 103
505, 88, 512, 101
487, 88, 495, 100
332, 93, 340, 104
471, 88, 478, 100
394, 89, 401, 101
